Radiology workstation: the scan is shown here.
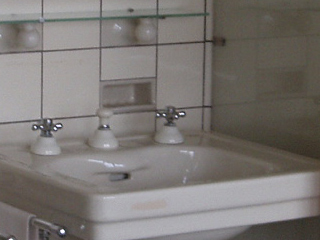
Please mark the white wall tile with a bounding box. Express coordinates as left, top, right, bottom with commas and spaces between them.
205, 42, 212, 106
43, 50, 100, 118
258, 10, 311, 38
102, 47, 156, 80
212, 104, 256, 132
159, 0, 204, 10
43, 0, 100, 50
102, 0, 156, 11
44, 21, 100, 50
257, 37, 307, 69
157, 44, 204, 108
111, 112, 155, 137
214, 0, 259, 40
158, 17, 204, 44
212, 39, 257, 105
256, 68, 307, 100
44, 0, 100, 13
158, 0, 205, 43
255, 98, 313, 123
178, 108, 203, 131
54, 117, 97, 141
257, 0, 309, 10
0, 53, 41, 122
0, 0, 41, 14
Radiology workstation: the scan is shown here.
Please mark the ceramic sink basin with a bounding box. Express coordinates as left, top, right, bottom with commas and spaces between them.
37, 145, 285, 191
0, 132, 320, 240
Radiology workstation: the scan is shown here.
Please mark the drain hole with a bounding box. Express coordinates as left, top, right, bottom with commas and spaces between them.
109, 172, 131, 182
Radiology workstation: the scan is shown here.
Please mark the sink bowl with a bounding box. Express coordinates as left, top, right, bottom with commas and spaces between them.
0, 132, 320, 240
37, 145, 286, 191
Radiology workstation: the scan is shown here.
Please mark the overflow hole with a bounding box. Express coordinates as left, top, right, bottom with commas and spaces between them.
109, 172, 131, 182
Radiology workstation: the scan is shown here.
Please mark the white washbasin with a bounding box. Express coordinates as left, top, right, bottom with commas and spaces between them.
0, 132, 320, 240
37, 145, 285, 191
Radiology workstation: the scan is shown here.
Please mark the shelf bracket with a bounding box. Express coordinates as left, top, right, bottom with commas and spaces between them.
213, 36, 227, 47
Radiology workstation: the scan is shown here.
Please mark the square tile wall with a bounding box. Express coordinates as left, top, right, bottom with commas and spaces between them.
43, 21, 100, 50
0, 0, 41, 15
43, 50, 100, 118
158, 0, 205, 44
44, 0, 100, 13
157, 43, 204, 108
0, 53, 41, 123
101, 47, 156, 80
0, 0, 213, 144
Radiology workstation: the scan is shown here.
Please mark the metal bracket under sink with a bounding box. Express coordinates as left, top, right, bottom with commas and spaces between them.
31, 217, 67, 240
0, 217, 66, 240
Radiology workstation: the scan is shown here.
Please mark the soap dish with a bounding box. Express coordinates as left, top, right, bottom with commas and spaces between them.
100, 78, 156, 113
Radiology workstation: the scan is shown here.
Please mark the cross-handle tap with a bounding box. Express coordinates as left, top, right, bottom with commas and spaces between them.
32, 119, 63, 137
156, 106, 186, 126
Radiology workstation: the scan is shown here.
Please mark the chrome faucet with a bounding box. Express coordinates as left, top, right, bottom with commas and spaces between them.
32, 119, 63, 137
155, 106, 186, 144
31, 119, 63, 155
156, 106, 186, 126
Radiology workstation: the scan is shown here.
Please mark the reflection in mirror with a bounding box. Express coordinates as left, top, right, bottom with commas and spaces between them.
212, 0, 320, 159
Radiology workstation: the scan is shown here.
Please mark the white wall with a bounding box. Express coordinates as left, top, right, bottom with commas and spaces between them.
212, 0, 320, 159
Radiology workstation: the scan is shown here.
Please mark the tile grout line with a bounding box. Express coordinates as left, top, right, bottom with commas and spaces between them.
40, 0, 44, 119
154, 0, 160, 131
98, 0, 103, 109
202, 0, 208, 131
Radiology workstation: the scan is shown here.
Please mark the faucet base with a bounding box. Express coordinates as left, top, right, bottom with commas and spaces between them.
88, 129, 119, 150
154, 126, 184, 144
30, 136, 61, 156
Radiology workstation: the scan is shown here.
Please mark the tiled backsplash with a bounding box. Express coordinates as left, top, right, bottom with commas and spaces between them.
0, 0, 213, 144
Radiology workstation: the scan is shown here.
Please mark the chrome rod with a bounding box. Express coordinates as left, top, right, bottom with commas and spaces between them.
31, 217, 67, 238
0, 235, 17, 240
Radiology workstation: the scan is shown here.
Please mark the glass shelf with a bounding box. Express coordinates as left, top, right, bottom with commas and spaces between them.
0, 13, 42, 24
0, 9, 208, 24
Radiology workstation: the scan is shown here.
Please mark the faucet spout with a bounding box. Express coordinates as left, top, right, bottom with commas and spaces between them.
88, 108, 119, 150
